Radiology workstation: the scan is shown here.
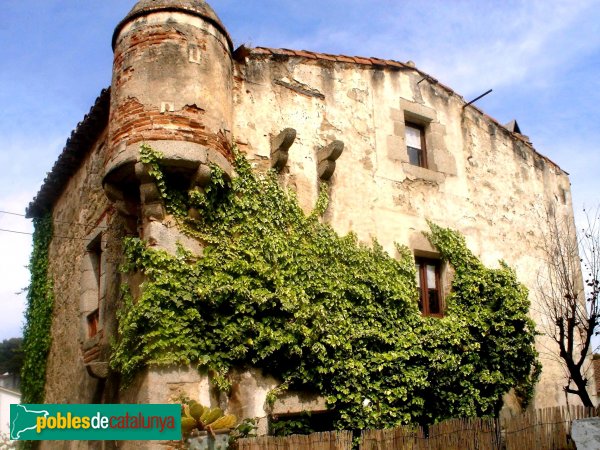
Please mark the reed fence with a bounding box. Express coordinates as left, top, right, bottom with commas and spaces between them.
232, 406, 597, 450
235, 430, 353, 450
503, 405, 595, 450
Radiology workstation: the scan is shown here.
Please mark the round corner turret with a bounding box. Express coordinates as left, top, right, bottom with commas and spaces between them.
113, 0, 233, 51
105, 0, 235, 225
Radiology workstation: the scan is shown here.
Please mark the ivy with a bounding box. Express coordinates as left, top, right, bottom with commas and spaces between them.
421, 222, 541, 421
21, 214, 54, 405
139, 144, 187, 217
111, 146, 539, 430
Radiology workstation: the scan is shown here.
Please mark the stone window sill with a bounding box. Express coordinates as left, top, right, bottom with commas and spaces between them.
402, 162, 445, 184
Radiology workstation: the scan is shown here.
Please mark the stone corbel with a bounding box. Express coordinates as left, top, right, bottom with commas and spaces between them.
270, 128, 297, 172
188, 164, 213, 220
86, 362, 109, 380
103, 182, 138, 232
82, 332, 108, 379
135, 162, 166, 221
191, 164, 212, 188
317, 140, 344, 180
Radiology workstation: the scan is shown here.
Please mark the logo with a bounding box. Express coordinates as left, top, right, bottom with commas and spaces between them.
10, 404, 181, 441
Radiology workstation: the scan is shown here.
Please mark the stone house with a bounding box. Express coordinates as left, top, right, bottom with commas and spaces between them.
25, 0, 593, 447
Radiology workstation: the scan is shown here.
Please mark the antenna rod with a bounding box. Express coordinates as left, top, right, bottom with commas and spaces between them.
463, 89, 493, 108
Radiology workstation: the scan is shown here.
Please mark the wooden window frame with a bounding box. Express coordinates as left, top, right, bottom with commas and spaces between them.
415, 257, 443, 317
405, 122, 428, 168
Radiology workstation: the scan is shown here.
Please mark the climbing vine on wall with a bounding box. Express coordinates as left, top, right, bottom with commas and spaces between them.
111, 145, 540, 430
22, 214, 54, 404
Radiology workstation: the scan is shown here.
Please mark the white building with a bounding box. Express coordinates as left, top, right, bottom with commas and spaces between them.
0, 386, 20, 440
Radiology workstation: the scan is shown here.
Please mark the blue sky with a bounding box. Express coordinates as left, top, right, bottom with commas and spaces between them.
0, 0, 599, 341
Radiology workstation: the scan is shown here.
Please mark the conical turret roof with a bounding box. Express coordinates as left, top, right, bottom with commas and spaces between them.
113, 0, 232, 50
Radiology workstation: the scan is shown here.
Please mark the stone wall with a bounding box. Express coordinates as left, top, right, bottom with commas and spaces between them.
37, 22, 593, 450
41, 131, 127, 450
38, 50, 592, 450
232, 52, 592, 409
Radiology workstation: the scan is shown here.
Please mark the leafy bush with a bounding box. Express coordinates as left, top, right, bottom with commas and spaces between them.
111, 145, 539, 430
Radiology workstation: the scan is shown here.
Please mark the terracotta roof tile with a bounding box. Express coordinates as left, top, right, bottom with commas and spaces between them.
334, 55, 356, 63
270, 48, 296, 56
351, 56, 373, 65
252, 47, 273, 55
294, 50, 317, 59
311, 52, 338, 62
386, 60, 406, 68
368, 57, 389, 66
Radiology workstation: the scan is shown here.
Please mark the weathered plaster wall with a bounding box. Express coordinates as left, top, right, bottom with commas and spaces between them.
38, 27, 591, 450
39, 50, 589, 450
42, 130, 125, 418
118, 366, 279, 449
232, 53, 589, 409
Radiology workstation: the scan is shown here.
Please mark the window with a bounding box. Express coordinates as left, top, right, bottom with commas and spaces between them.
406, 122, 427, 168
86, 234, 102, 337
415, 257, 442, 316
87, 310, 99, 338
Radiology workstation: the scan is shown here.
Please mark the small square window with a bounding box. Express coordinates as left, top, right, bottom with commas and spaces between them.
406, 122, 427, 168
415, 257, 442, 316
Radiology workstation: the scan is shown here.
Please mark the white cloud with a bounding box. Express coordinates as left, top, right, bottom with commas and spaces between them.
253, 0, 600, 98
406, 0, 600, 95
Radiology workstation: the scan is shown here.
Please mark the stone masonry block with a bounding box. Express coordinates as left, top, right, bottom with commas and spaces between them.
207, 149, 235, 180
272, 391, 328, 415
572, 418, 600, 450
270, 128, 296, 172
402, 162, 445, 183
318, 160, 336, 180
140, 182, 161, 204
86, 362, 109, 380
80, 290, 99, 313
79, 270, 99, 295
390, 107, 403, 122
387, 135, 408, 162
192, 164, 212, 187
143, 202, 166, 221
400, 98, 436, 122
135, 162, 154, 183
393, 120, 406, 136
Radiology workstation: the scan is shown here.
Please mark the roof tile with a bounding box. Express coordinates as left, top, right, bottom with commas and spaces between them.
369, 57, 389, 66
312, 52, 337, 62
352, 56, 373, 65
386, 60, 405, 68
334, 55, 356, 63
270, 48, 295, 56
294, 50, 318, 59
251, 47, 272, 55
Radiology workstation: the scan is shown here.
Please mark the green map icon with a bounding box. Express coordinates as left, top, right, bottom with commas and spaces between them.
10, 404, 49, 440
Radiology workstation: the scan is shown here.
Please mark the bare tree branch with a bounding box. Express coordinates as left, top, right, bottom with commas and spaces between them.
536, 206, 600, 407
